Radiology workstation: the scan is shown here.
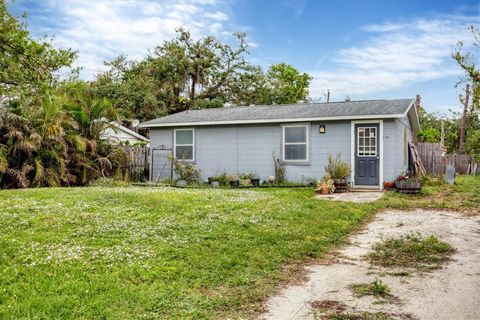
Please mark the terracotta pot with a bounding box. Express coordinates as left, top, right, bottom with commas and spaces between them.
383, 181, 394, 190
319, 187, 330, 194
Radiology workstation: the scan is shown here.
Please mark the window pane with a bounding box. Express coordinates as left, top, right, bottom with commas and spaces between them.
176, 146, 193, 160
285, 144, 307, 160
285, 126, 306, 143
176, 130, 193, 144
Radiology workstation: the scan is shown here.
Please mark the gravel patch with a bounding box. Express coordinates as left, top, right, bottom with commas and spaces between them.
261, 209, 480, 320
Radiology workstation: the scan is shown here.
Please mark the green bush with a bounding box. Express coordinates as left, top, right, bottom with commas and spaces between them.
88, 177, 130, 187
239, 172, 256, 179
172, 158, 200, 182
422, 175, 446, 187
213, 172, 230, 186
325, 153, 352, 179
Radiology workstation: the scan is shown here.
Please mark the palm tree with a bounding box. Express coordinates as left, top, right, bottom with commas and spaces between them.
0, 89, 129, 188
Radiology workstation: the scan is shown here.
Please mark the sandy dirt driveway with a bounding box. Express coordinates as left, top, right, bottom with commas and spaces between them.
262, 209, 480, 320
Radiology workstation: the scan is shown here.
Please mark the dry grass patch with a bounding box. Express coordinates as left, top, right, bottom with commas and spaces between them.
311, 302, 415, 320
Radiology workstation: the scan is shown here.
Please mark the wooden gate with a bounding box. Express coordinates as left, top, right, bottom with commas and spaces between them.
124, 145, 150, 181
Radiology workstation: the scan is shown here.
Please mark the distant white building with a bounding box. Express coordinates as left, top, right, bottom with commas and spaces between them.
100, 121, 149, 146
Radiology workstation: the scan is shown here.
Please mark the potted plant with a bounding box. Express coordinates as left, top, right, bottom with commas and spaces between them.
315, 174, 335, 194
239, 172, 253, 186
171, 156, 200, 187
265, 175, 276, 186
250, 176, 260, 187
395, 172, 422, 194
383, 181, 395, 190
325, 153, 352, 193
239, 172, 260, 187
228, 174, 240, 188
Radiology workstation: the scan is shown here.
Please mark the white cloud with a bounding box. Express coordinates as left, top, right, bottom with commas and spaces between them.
309, 13, 479, 100
30, 0, 231, 79
204, 11, 228, 21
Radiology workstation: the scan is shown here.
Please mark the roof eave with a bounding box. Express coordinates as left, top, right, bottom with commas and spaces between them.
111, 122, 150, 141
139, 113, 408, 128
402, 99, 420, 132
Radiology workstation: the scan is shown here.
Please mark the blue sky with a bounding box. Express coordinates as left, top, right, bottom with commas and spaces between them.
8, 0, 480, 114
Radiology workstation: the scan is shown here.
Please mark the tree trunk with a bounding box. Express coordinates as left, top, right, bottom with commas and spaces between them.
459, 83, 470, 154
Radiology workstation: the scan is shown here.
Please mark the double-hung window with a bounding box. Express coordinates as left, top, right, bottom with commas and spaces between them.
174, 129, 194, 161
283, 125, 308, 162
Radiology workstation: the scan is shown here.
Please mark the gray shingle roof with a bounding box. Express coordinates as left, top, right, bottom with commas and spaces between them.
139, 99, 414, 128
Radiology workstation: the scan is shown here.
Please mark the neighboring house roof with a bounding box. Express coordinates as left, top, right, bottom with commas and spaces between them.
139, 99, 418, 130
101, 121, 149, 142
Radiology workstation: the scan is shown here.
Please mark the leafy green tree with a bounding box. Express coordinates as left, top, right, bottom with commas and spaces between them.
0, 0, 76, 99
228, 65, 270, 106
228, 63, 311, 106
452, 24, 480, 158
0, 90, 129, 188
417, 127, 441, 143
417, 107, 459, 153
0, 2, 129, 188
266, 63, 311, 104
91, 56, 163, 121
93, 29, 250, 120
93, 29, 312, 121
453, 25, 479, 111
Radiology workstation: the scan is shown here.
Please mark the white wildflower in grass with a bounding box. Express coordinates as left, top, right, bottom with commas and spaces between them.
4, 176, 455, 319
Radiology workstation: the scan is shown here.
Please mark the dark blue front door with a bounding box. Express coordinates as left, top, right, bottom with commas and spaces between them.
355, 124, 379, 186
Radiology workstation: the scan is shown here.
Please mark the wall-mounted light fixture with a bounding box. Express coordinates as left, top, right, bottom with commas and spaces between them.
319, 125, 326, 134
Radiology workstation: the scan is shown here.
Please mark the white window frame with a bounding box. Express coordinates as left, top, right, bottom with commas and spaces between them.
357, 126, 377, 157
282, 124, 309, 162
174, 128, 195, 161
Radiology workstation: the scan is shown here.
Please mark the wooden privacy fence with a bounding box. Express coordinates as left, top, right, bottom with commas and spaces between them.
123, 145, 150, 181
416, 142, 478, 176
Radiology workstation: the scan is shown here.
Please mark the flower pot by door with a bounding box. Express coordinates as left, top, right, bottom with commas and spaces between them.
333, 178, 348, 193
395, 180, 421, 194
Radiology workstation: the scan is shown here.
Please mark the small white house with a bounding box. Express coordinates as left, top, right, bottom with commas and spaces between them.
100, 121, 149, 146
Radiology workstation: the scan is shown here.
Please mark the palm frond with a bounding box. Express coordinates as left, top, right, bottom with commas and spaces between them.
6, 129, 24, 141
68, 134, 87, 152
6, 168, 29, 188
45, 168, 61, 187
0, 144, 8, 174
96, 157, 112, 177
32, 158, 44, 186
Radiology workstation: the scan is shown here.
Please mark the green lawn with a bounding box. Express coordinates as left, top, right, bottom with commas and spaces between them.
0, 176, 478, 319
